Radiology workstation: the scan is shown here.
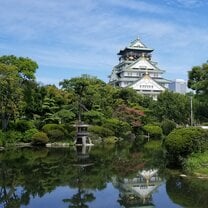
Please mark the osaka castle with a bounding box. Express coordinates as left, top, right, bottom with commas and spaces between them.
109, 37, 170, 100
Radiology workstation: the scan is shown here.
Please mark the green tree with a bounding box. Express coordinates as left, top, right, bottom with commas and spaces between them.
188, 62, 208, 100
40, 85, 73, 125
0, 64, 24, 130
114, 87, 143, 106
0, 55, 40, 124
188, 62, 208, 122
60, 75, 111, 120
23, 81, 46, 119
152, 91, 190, 124
0, 55, 38, 80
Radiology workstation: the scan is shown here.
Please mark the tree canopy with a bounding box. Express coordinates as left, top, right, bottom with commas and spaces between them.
188, 62, 208, 99
0, 55, 38, 80
151, 90, 190, 124
0, 63, 24, 130
188, 62, 208, 122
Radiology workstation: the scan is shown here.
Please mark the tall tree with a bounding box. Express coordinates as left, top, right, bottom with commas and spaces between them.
188, 62, 208, 99
0, 55, 39, 121
152, 91, 190, 124
0, 64, 23, 130
0, 55, 38, 80
59, 75, 107, 120
188, 62, 208, 122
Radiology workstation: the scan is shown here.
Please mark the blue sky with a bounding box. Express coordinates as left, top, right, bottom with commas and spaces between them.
0, 0, 208, 85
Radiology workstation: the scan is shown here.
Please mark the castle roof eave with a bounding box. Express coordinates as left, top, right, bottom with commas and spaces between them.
117, 47, 153, 55
125, 56, 162, 72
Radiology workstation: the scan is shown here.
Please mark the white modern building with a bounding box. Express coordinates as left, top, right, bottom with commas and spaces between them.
169, 79, 187, 94
109, 37, 170, 100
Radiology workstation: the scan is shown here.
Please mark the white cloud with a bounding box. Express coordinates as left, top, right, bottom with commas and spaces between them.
165, 0, 208, 7
0, 0, 208, 83
104, 0, 167, 14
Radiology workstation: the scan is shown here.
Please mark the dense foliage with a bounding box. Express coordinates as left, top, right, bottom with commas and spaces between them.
31, 131, 49, 146
0, 145, 146, 207
143, 124, 162, 139
164, 127, 208, 165
151, 91, 190, 124
161, 119, 177, 136
188, 62, 208, 122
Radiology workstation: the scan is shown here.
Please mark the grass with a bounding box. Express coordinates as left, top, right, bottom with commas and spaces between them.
184, 151, 208, 175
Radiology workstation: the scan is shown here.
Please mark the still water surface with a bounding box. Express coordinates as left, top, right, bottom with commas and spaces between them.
0, 144, 208, 208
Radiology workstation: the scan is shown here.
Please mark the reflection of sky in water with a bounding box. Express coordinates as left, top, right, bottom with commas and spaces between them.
20, 184, 120, 208
90, 183, 120, 208
21, 186, 77, 208
152, 183, 182, 208
20, 181, 183, 208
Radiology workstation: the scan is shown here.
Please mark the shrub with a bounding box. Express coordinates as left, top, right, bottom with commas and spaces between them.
31, 131, 49, 146
164, 127, 208, 165
15, 120, 35, 132
42, 124, 67, 141
161, 119, 176, 135
4, 130, 23, 143
103, 118, 131, 137
23, 128, 39, 142
42, 124, 66, 133
143, 124, 162, 139
89, 125, 114, 138
47, 129, 65, 142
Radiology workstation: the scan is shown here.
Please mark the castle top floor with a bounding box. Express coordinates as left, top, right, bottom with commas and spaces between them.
118, 37, 154, 62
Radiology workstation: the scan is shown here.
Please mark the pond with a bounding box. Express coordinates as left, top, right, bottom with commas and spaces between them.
0, 143, 208, 208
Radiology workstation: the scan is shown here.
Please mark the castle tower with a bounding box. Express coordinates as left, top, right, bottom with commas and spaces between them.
109, 37, 170, 100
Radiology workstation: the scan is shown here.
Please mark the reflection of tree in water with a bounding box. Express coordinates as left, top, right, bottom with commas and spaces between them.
62, 168, 95, 208
63, 190, 94, 208
63, 146, 95, 208
0, 143, 160, 207
166, 176, 208, 208
0, 163, 30, 208
0, 145, 117, 207
0, 147, 73, 208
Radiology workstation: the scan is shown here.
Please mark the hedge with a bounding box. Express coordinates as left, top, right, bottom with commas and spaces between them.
31, 131, 49, 146
164, 127, 208, 165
